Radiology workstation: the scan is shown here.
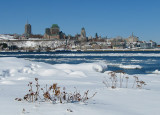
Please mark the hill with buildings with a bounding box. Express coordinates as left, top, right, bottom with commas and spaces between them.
0, 23, 158, 52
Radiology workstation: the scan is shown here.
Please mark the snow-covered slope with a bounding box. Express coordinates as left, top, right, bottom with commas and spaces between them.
0, 34, 14, 40
0, 57, 160, 115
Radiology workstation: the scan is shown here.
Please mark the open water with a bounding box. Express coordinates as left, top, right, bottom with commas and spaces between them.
0, 51, 160, 75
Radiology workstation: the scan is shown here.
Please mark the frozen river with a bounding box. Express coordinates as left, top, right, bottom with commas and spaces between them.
0, 51, 160, 74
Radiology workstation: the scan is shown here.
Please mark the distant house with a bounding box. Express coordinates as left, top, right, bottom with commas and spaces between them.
140, 41, 157, 49
157, 45, 160, 48
109, 37, 126, 49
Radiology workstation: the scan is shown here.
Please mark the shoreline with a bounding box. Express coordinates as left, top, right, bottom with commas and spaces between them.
0, 49, 160, 52
85, 49, 160, 52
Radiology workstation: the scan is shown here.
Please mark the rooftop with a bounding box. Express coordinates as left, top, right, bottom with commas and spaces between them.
51, 24, 59, 29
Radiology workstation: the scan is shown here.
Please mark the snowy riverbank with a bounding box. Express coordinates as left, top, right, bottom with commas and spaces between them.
0, 57, 160, 115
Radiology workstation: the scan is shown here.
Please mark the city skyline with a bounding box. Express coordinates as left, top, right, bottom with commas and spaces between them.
0, 0, 160, 43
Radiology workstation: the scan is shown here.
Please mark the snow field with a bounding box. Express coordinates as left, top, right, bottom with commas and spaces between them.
0, 57, 160, 115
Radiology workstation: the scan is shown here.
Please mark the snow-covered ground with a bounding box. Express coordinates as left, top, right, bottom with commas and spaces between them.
0, 57, 160, 115
0, 34, 14, 40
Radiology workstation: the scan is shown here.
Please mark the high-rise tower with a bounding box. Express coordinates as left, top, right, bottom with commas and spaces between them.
79, 27, 87, 41
25, 20, 32, 35
81, 27, 86, 38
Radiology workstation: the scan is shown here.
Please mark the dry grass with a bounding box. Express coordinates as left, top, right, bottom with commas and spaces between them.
15, 78, 97, 104
103, 70, 147, 89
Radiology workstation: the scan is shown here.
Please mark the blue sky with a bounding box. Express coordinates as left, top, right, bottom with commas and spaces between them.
0, 0, 160, 43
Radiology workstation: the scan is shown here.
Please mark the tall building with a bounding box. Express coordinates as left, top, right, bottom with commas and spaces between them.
81, 27, 86, 38
79, 27, 87, 41
25, 21, 32, 35
45, 28, 51, 35
50, 24, 60, 35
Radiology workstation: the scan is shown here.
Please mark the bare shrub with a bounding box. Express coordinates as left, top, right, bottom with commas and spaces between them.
15, 78, 97, 104
103, 70, 147, 89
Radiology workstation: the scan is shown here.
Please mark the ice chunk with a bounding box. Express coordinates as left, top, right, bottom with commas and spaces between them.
119, 64, 142, 69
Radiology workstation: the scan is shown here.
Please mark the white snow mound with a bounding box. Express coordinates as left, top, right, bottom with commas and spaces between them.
152, 69, 160, 74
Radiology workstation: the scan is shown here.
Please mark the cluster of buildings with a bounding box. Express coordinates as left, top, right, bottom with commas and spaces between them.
0, 22, 158, 51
